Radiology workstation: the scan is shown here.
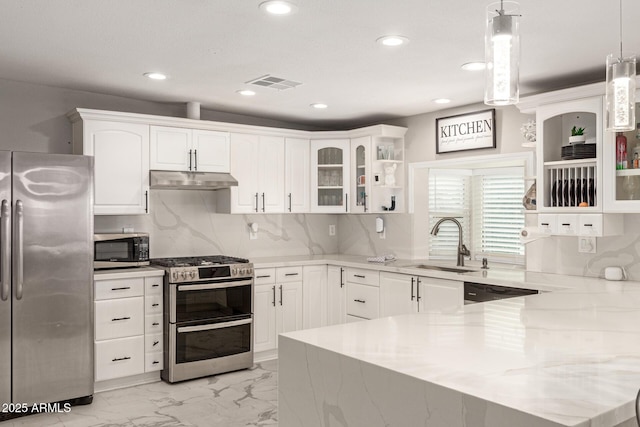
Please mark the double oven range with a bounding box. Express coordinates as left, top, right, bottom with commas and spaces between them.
151, 256, 254, 383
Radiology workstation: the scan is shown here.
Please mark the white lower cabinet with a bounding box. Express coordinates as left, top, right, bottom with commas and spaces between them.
93, 270, 164, 390
345, 268, 379, 321
327, 266, 346, 326
253, 267, 303, 354
302, 265, 327, 329
380, 272, 419, 316
380, 272, 463, 316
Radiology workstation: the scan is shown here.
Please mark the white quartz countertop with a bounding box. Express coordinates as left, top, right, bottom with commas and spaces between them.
250, 254, 629, 292
93, 266, 165, 280
281, 278, 640, 426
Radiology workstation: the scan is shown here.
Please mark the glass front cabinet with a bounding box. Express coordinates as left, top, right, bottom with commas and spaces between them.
311, 139, 351, 213
603, 91, 640, 212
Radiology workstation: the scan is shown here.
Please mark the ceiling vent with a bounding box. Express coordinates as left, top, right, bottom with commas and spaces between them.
246, 74, 302, 90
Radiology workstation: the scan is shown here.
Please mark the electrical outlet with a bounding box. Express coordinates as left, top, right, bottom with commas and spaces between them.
329, 224, 336, 236
578, 236, 596, 253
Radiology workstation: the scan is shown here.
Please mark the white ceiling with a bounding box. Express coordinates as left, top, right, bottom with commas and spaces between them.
1, 0, 639, 129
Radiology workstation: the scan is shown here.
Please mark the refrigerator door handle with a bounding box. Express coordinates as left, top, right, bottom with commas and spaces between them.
15, 200, 23, 300
0, 199, 9, 301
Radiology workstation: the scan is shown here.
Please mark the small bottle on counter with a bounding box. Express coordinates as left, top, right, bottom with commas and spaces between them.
616, 132, 628, 170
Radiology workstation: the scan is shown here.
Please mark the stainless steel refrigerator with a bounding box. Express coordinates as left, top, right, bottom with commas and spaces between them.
0, 151, 94, 409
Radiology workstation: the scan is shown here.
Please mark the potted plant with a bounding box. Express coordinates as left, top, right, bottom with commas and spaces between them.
569, 126, 586, 144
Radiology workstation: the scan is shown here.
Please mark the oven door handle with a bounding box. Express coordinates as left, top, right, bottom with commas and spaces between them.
177, 279, 253, 291
177, 318, 252, 333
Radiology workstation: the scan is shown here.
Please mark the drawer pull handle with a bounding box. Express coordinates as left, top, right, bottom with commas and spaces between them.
111, 317, 131, 322
152, 284, 159, 287
541, 223, 549, 226
584, 224, 593, 227
468, 292, 477, 296
561, 223, 570, 226
256, 275, 271, 279
354, 274, 366, 279
153, 340, 160, 346
284, 273, 299, 276
112, 356, 131, 362
152, 361, 160, 365
111, 286, 131, 291
152, 303, 159, 307
152, 322, 160, 326
354, 299, 366, 303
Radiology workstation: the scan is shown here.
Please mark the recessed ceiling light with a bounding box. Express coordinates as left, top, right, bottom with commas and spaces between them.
461, 62, 486, 71
237, 89, 256, 96
376, 35, 409, 47
259, 1, 298, 15
432, 98, 451, 104
310, 103, 328, 109
143, 72, 167, 80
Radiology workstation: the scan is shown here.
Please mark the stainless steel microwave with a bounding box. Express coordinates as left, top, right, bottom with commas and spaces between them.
94, 233, 150, 269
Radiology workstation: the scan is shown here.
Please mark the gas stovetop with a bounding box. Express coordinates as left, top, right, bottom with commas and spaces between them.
150, 255, 250, 268
150, 256, 253, 283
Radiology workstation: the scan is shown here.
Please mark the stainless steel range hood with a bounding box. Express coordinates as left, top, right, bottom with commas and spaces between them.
150, 170, 238, 190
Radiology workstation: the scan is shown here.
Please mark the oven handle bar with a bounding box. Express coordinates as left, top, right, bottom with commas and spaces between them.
177, 279, 253, 291
177, 318, 252, 333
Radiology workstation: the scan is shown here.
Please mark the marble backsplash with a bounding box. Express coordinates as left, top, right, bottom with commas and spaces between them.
94, 189, 640, 281
95, 190, 338, 259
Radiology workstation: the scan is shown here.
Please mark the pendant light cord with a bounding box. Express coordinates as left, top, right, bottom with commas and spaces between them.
619, 0, 623, 60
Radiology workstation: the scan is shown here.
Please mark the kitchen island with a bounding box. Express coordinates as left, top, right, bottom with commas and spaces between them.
279, 280, 640, 427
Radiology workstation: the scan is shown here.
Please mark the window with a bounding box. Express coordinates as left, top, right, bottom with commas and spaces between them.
428, 166, 525, 265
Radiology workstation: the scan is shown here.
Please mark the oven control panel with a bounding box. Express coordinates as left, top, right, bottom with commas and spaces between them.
167, 263, 254, 283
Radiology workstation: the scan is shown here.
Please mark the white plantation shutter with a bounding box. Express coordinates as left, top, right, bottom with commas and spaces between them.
472, 167, 525, 264
428, 166, 525, 265
428, 170, 471, 259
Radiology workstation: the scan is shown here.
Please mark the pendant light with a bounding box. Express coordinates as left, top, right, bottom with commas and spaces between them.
484, 1, 520, 106
605, 0, 636, 132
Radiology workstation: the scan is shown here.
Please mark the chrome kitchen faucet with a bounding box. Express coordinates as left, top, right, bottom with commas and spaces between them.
430, 217, 470, 267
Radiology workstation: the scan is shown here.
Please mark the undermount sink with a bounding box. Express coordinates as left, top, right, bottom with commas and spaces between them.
408, 264, 477, 273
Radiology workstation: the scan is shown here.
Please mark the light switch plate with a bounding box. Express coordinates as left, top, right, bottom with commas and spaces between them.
578, 236, 596, 253
329, 224, 336, 236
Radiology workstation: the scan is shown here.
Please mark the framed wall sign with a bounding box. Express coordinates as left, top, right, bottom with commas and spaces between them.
436, 109, 496, 154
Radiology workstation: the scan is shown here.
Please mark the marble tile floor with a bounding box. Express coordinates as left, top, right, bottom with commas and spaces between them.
1, 360, 278, 427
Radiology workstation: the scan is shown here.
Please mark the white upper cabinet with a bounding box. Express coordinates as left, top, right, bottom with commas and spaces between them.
350, 136, 371, 213
535, 96, 602, 213
150, 125, 230, 173
311, 139, 351, 213
285, 138, 310, 213
73, 120, 150, 215
223, 133, 285, 213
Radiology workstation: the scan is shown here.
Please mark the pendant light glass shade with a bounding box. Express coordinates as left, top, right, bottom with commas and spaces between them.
605, 54, 636, 131
484, 1, 520, 106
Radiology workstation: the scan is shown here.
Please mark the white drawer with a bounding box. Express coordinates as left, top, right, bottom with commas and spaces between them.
578, 214, 602, 236
95, 278, 144, 301
95, 297, 144, 340
145, 352, 163, 372
537, 214, 557, 234
145, 277, 163, 296
145, 333, 163, 353
95, 335, 144, 381
556, 214, 578, 235
254, 268, 276, 285
145, 294, 163, 315
276, 266, 302, 283
346, 268, 379, 287
346, 283, 379, 320
145, 313, 163, 335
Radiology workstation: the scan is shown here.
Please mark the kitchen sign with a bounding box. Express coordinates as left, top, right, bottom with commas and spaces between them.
436, 109, 496, 154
